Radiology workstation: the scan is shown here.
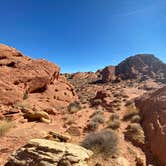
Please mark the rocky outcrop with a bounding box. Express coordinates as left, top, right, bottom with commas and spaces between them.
101, 65, 115, 83
100, 54, 166, 83
135, 86, 166, 165
71, 72, 98, 80
115, 54, 166, 81
5, 139, 93, 166
0, 44, 77, 118
90, 90, 113, 110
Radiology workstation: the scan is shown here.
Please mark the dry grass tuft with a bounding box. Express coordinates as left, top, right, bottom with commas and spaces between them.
67, 101, 81, 113
106, 113, 120, 130
0, 120, 14, 137
131, 115, 141, 123
107, 120, 120, 130
123, 106, 139, 121
81, 129, 119, 156
125, 123, 145, 147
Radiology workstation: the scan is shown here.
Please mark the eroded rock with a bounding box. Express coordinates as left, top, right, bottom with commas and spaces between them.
0, 44, 77, 118
135, 86, 166, 165
5, 139, 93, 166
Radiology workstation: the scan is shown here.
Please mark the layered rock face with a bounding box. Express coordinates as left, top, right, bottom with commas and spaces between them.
5, 139, 93, 166
0, 44, 77, 118
115, 54, 166, 81
135, 86, 166, 165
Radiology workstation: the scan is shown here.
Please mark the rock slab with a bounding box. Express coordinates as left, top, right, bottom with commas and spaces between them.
5, 138, 93, 166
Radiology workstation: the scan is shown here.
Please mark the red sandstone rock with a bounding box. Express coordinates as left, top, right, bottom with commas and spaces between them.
101, 65, 115, 83
71, 72, 98, 80
135, 86, 166, 165
115, 54, 166, 81
0, 44, 77, 118
90, 90, 113, 110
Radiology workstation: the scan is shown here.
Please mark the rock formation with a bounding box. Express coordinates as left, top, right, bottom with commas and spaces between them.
5, 139, 93, 166
115, 54, 166, 81
101, 65, 115, 83
0, 44, 77, 119
100, 54, 166, 82
135, 86, 166, 165
90, 90, 113, 110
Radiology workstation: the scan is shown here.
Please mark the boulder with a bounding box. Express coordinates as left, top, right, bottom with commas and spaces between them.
135, 86, 166, 165
5, 139, 93, 166
23, 110, 50, 123
101, 65, 115, 83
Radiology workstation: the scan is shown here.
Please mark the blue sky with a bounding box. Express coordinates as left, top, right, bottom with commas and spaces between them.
0, 0, 166, 73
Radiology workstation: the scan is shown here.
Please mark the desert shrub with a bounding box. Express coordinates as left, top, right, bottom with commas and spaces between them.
91, 99, 103, 107
91, 114, 105, 124
125, 99, 134, 106
109, 113, 119, 121
123, 106, 139, 121
63, 115, 75, 126
81, 129, 118, 155
67, 101, 81, 113
107, 119, 120, 130
112, 99, 121, 103
106, 113, 120, 130
0, 120, 14, 137
113, 93, 121, 98
125, 123, 145, 146
85, 121, 99, 132
23, 91, 28, 100
66, 126, 81, 136
131, 115, 141, 123
90, 110, 103, 118
127, 123, 142, 133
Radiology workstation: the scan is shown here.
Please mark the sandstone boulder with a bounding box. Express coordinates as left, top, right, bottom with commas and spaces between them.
135, 86, 166, 165
101, 65, 115, 83
5, 139, 93, 166
23, 110, 50, 123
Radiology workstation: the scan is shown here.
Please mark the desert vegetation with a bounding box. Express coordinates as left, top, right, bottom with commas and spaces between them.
81, 129, 119, 156
0, 120, 14, 137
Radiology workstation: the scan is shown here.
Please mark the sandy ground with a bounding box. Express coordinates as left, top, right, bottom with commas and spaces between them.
0, 79, 162, 165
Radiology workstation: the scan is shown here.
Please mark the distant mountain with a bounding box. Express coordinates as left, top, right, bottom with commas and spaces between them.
101, 54, 166, 83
